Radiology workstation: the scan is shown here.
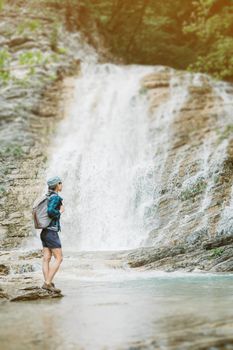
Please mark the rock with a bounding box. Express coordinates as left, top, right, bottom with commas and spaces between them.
0, 212, 6, 221
202, 236, 233, 250
0, 0, 85, 249
141, 68, 233, 252
142, 80, 169, 89
11, 263, 34, 274
211, 258, 233, 272
186, 228, 208, 245
0, 264, 10, 275
8, 212, 22, 220
127, 245, 186, 268
0, 287, 9, 299
10, 286, 63, 302
6, 37, 32, 47
19, 249, 43, 260
126, 241, 233, 272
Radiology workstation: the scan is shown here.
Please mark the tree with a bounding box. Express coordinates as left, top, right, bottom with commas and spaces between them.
184, 0, 233, 81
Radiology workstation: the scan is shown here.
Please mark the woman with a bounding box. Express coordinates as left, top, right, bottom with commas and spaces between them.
40, 176, 64, 293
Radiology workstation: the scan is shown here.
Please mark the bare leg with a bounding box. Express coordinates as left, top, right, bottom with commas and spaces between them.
46, 248, 63, 284
42, 248, 52, 282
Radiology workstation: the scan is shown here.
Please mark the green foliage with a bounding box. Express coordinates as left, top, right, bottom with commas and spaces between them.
0, 0, 4, 11
0, 49, 51, 83
71, 0, 233, 80
179, 178, 207, 201
184, 0, 233, 80
50, 23, 59, 51
50, 53, 60, 62
0, 144, 25, 159
0, 50, 10, 68
13, 77, 31, 88
17, 20, 41, 35
56, 47, 68, 55
138, 86, 148, 95
1, 0, 232, 83
0, 185, 7, 196
0, 165, 10, 176
19, 51, 45, 66
0, 4, 69, 85
0, 49, 11, 83
74, 0, 196, 69
0, 70, 10, 83
217, 125, 233, 143
210, 247, 224, 258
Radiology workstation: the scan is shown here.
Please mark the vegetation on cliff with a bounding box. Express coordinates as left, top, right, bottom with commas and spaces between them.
1, 0, 232, 81
92, 0, 233, 81
0, 0, 81, 247
37, 0, 233, 81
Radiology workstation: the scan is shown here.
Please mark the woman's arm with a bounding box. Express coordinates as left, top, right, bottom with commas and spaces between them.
47, 196, 61, 219
60, 204, 65, 214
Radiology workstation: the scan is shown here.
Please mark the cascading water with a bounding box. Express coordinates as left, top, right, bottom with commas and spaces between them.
45, 60, 233, 252
214, 82, 233, 236
47, 63, 161, 251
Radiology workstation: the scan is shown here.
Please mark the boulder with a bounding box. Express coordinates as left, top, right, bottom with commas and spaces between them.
10, 286, 63, 302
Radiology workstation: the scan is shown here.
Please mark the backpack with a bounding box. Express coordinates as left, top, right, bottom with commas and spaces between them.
32, 194, 56, 229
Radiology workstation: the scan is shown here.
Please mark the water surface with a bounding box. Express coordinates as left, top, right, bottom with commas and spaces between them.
1, 252, 233, 350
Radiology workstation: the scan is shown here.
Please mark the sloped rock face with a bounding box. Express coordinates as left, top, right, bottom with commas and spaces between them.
0, 248, 64, 301
0, 77, 77, 248
10, 287, 63, 302
0, 1, 90, 248
141, 69, 233, 248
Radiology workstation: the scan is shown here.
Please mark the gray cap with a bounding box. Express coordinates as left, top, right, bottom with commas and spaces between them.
47, 176, 62, 187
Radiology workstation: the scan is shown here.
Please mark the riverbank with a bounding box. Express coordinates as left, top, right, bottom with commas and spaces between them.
128, 236, 233, 272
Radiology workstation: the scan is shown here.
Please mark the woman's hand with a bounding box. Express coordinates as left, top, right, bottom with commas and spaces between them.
60, 205, 65, 214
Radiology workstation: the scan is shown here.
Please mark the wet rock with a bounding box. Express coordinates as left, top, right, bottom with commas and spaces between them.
186, 228, 208, 245
10, 286, 63, 302
126, 241, 233, 273
142, 80, 169, 89
11, 263, 34, 274
19, 249, 43, 260
0, 287, 9, 299
140, 68, 233, 253
0, 1, 84, 248
127, 245, 186, 268
202, 235, 233, 250
0, 264, 10, 275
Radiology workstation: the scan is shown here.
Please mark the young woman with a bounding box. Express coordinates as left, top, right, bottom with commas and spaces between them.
40, 176, 64, 293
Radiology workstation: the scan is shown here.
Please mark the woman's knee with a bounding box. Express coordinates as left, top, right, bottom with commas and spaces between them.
43, 254, 52, 263
57, 255, 63, 264
53, 249, 63, 264
43, 248, 52, 262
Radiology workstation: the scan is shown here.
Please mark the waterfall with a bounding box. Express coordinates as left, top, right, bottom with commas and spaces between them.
47, 63, 161, 251
214, 82, 233, 236
46, 61, 233, 251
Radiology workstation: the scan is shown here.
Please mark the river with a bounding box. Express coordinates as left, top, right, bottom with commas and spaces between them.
1, 251, 233, 349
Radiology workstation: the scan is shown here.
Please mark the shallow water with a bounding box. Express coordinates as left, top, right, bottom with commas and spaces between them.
1, 252, 233, 350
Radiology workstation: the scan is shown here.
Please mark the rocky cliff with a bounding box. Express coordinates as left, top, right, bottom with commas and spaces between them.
0, 1, 91, 248
127, 69, 233, 272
